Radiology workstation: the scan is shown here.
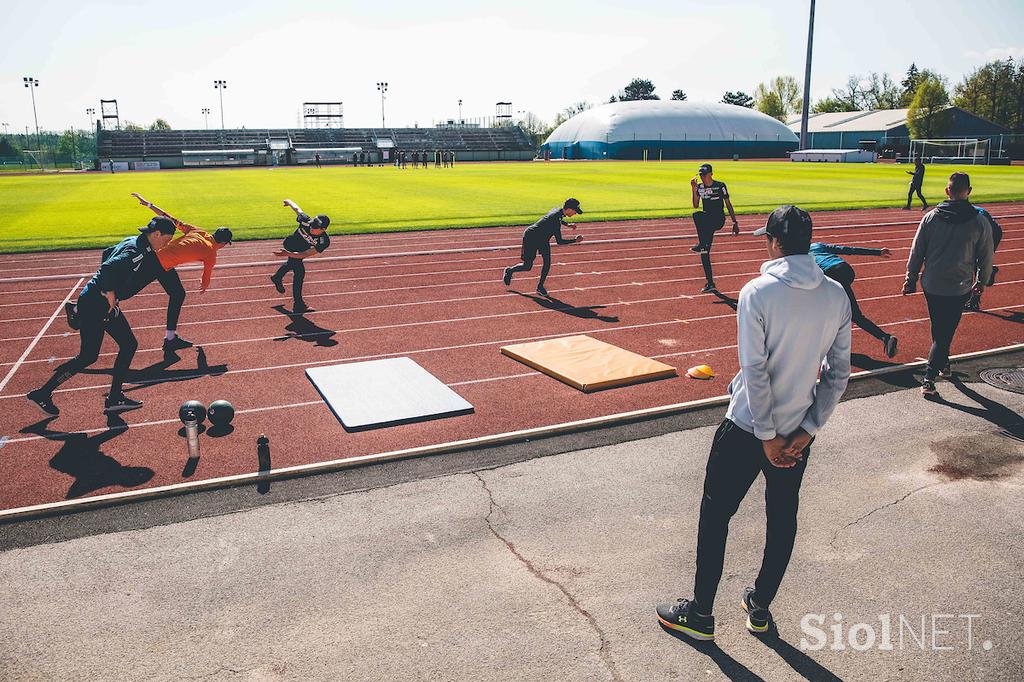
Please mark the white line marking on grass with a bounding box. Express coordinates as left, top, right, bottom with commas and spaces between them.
3, 341, 1023, 521
0, 278, 82, 394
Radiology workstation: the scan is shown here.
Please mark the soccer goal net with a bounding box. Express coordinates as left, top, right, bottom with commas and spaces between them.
909, 138, 989, 165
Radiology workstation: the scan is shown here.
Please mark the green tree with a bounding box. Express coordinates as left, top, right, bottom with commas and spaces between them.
551, 101, 592, 128
610, 78, 659, 102
149, 118, 172, 131
0, 136, 21, 158
907, 76, 951, 139
55, 130, 78, 159
671, 89, 687, 101
899, 64, 945, 107
721, 91, 754, 108
123, 122, 144, 132
754, 76, 802, 121
812, 96, 858, 113
953, 58, 1023, 132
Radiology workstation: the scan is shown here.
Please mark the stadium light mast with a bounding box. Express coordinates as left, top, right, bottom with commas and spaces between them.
2, 122, 8, 135
201, 107, 211, 130
85, 107, 95, 133
798, 0, 815, 150
214, 80, 227, 129
458, 98, 463, 125
23, 77, 41, 146
376, 82, 388, 128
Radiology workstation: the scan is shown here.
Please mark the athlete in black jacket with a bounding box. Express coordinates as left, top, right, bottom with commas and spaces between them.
503, 198, 584, 297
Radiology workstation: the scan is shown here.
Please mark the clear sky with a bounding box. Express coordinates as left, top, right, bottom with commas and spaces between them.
1, 0, 1022, 133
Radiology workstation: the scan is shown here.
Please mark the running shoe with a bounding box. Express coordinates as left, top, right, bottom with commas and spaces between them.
700, 282, 717, 294
270, 275, 285, 294
740, 587, 773, 635
963, 295, 980, 312
293, 301, 312, 314
939, 365, 952, 379
27, 389, 59, 416
503, 267, 513, 286
921, 379, 939, 399
104, 393, 143, 412
64, 302, 80, 330
884, 334, 899, 359
163, 336, 194, 353
536, 286, 549, 297
691, 244, 709, 254
656, 598, 715, 641
988, 265, 999, 286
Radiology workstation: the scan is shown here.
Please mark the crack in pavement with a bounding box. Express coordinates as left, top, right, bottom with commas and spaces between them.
471, 471, 623, 682
829, 482, 944, 548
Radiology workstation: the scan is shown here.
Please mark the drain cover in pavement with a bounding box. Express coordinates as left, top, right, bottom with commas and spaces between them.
979, 367, 1024, 394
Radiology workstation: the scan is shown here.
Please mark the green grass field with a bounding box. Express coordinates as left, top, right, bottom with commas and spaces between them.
0, 161, 1022, 253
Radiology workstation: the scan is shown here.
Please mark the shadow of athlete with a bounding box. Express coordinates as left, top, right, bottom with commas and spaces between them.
515, 292, 619, 323
271, 305, 339, 346
20, 415, 154, 500
81, 346, 227, 390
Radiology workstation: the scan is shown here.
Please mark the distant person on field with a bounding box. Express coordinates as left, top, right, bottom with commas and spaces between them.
28, 219, 178, 416
965, 205, 1003, 311
809, 241, 898, 358
657, 205, 851, 643
690, 163, 740, 293
271, 199, 331, 314
903, 172, 993, 399
904, 157, 928, 211
435, 149, 441, 168
314, 153, 322, 169
503, 198, 584, 297
108, 158, 115, 174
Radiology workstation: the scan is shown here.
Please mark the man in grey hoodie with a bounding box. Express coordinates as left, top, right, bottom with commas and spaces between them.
657, 206, 851, 641
903, 172, 993, 399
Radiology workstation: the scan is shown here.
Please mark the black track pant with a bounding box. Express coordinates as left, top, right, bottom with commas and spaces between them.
823, 262, 888, 342
924, 291, 971, 380
693, 211, 725, 283
693, 419, 811, 612
508, 237, 552, 288
274, 257, 307, 304
906, 184, 927, 209
157, 267, 185, 331
39, 294, 137, 397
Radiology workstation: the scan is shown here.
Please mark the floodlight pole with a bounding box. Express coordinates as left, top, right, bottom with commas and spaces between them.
214, 80, 227, 129
798, 0, 815, 151
458, 99, 463, 125
377, 82, 388, 128
23, 77, 41, 148
201, 107, 210, 129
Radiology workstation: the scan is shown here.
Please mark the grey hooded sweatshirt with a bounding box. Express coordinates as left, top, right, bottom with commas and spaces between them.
725, 255, 852, 441
907, 200, 994, 296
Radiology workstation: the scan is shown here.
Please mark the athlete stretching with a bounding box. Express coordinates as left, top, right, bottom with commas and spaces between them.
691, 163, 740, 293
271, 200, 331, 314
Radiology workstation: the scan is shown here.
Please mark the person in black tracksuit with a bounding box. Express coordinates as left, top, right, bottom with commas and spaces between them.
503, 198, 584, 297
690, 163, 740, 293
27, 219, 178, 416
809, 242, 899, 358
905, 158, 928, 210
270, 200, 331, 314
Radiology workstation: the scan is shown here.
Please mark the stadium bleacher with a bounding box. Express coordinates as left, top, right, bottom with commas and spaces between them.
97, 126, 534, 167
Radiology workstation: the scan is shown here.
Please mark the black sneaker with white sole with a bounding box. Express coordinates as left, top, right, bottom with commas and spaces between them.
503, 268, 513, 286
163, 336, 194, 353
921, 379, 939, 399
270, 275, 285, 294
65, 302, 80, 330
104, 393, 143, 413
27, 389, 59, 416
741, 587, 773, 635
939, 365, 952, 379
700, 282, 717, 294
691, 244, 709, 254
536, 286, 549, 297
656, 598, 715, 641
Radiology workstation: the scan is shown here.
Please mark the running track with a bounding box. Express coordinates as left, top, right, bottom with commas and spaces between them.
1, 204, 1022, 518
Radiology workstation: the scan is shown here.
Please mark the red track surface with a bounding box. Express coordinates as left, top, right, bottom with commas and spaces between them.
1, 204, 1022, 515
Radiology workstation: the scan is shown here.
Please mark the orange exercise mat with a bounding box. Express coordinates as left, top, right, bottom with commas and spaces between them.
500, 335, 678, 392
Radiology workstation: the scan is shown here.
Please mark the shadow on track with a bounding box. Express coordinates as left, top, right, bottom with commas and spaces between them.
658, 625, 765, 681
515, 292, 619, 323
272, 305, 338, 347
940, 377, 1024, 441
80, 346, 227, 391
20, 414, 154, 500
710, 290, 738, 311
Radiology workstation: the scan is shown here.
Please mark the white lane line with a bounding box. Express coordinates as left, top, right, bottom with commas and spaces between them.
2, 341, 1022, 521
0, 278, 82, 394
5, 213, 1022, 285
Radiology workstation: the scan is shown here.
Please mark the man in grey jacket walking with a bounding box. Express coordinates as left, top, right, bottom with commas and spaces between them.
903, 172, 993, 399
657, 206, 852, 641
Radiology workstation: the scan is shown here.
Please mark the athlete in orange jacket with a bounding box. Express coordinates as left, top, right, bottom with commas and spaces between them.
131, 193, 233, 353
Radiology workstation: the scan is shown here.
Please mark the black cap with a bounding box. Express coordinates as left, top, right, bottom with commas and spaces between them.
213, 227, 233, 244
139, 216, 177, 235
313, 214, 330, 230
698, 163, 713, 176
753, 205, 813, 244
564, 197, 583, 214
